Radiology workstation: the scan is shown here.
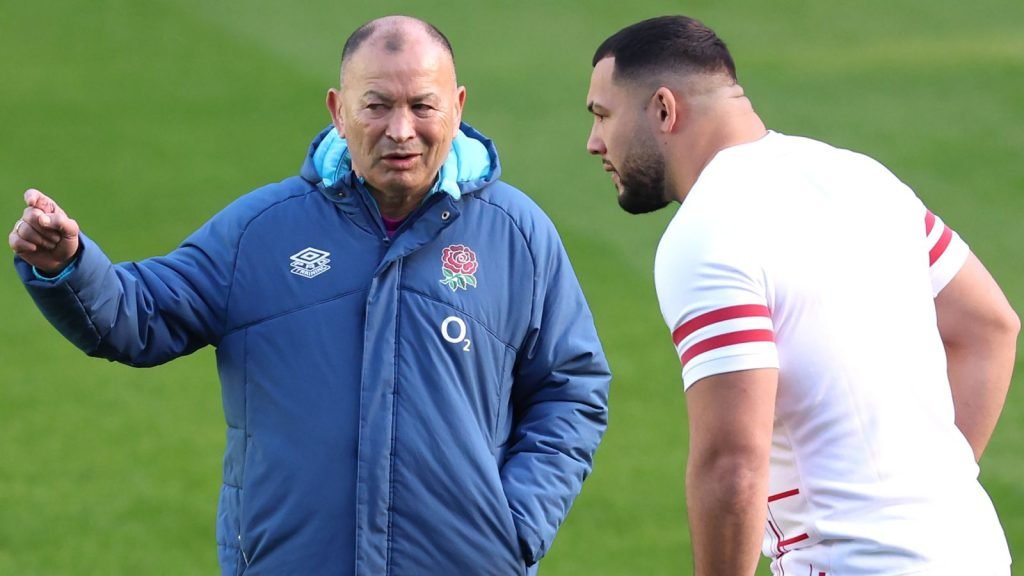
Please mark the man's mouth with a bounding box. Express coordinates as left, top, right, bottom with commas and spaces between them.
382, 152, 421, 168
601, 163, 622, 188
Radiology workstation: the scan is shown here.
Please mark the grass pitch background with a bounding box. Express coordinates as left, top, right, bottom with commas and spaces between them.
2, 1, 1022, 573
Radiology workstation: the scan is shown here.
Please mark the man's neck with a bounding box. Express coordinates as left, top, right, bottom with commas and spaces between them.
671, 102, 766, 204
373, 191, 427, 220
366, 176, 437, 220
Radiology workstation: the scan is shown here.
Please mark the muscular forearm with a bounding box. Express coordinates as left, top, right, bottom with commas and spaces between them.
686, 454, 767, 576
946, 330, 1017, 462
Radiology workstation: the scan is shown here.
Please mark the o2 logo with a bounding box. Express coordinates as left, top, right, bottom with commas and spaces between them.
441, 316, 472, 352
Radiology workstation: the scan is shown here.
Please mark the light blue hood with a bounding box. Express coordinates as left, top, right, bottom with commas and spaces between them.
312, 127, 492, 200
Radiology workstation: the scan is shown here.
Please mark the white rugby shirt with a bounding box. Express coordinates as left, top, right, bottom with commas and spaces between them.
655, 132, 1009, 576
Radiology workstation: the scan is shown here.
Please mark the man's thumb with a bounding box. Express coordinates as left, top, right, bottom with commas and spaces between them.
60, 217, 81, 239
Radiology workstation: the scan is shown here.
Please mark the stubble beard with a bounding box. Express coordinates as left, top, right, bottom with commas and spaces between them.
616, 140, 669, 215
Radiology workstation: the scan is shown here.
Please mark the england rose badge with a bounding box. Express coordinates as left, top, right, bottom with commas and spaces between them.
440, 244, 478, 291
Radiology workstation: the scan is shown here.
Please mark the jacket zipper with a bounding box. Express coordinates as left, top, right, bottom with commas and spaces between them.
238, 533, 251, 567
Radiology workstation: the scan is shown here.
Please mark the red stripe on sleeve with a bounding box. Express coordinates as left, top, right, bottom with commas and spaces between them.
924, 210, 937, 235
928, 225, 952, 266
672, 304, 771, 345
779, 533, 809, 548
768, 488, 800, 503
679, 329, 775, 367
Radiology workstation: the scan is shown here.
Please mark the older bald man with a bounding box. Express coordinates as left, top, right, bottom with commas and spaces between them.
11, 16, 610, 575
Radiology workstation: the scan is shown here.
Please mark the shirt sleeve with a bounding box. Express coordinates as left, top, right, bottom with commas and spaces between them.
654, 222, 778, 391
923, 209, 969, 296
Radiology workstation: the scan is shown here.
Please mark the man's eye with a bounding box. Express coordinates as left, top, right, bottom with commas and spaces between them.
366, 103, 387, 111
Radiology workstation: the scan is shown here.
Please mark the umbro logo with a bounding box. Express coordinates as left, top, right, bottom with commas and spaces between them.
290, 247, 331, 278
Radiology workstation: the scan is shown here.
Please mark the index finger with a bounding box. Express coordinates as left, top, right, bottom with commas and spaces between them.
23, 188, 56, 213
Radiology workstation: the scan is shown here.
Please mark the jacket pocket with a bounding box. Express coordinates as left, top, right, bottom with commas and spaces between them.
491, 345, 516, 452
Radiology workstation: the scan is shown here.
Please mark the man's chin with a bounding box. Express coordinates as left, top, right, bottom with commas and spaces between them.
618, 190, 669, 214
367, 171, 434, 197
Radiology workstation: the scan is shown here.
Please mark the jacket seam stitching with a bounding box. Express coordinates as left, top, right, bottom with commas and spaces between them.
386, 259, 403, 575
236, 327, 249, 568
66, 283, 106, 348
460, 195, 537, 329
492, 349, 511, 443
223, 288, 367, 337
223, 185, 319, 335
79, 257, 118, 344
402, 287, 519, 352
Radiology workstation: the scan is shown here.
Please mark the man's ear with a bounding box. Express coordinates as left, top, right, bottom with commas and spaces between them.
651, 87, 680, 134
326, 88, 346, 137
452, 86, 467, 138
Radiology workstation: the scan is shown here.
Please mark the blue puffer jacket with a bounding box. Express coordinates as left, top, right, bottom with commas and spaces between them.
16, 123, 611, 575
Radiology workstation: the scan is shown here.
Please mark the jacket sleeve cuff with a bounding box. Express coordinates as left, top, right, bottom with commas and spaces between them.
15, 236, 91, 288
31, 259, 79, 282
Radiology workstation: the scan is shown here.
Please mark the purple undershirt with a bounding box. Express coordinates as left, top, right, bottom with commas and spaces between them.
382, 215, 405, 238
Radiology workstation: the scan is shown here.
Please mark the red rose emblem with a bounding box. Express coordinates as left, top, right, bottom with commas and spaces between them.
439, 244, 479, 291
442, 245, 478, 275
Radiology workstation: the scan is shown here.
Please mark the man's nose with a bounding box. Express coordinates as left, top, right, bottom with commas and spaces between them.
386, 108, 416, 143
586, 129, 605, 156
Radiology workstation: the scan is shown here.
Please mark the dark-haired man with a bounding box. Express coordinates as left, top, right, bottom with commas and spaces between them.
10, 15, 610, 575
586, 15, 1016, 576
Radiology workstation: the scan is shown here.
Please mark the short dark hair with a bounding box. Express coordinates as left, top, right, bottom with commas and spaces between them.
592, 16, 736, 82
341, 17, 455, 69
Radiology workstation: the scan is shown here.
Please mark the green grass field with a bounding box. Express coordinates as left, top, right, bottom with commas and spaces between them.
2, 1, 1022, 574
